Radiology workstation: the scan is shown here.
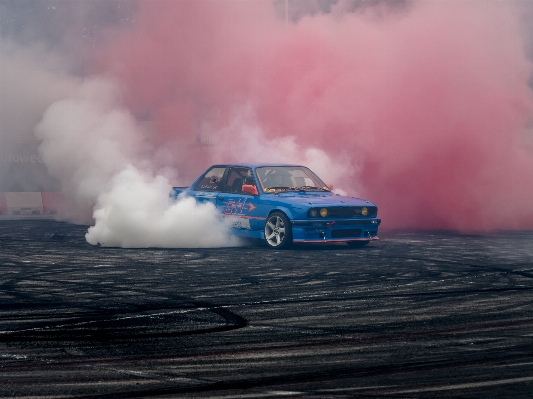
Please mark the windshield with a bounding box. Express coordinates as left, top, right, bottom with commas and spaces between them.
256, 166, 330, 193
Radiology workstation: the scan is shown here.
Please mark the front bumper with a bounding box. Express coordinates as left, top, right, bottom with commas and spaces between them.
291, 218, 381, 243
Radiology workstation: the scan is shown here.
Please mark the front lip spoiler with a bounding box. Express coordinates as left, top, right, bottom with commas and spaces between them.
291, 218, 381, 227
293, 237, 379, 243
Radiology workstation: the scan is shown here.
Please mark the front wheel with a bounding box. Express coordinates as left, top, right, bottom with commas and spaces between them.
264, 212, 292, 249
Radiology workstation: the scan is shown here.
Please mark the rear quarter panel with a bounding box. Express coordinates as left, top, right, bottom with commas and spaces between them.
169, 187, 189, 202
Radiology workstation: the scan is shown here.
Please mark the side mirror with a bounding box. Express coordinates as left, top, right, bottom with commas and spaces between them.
242, 184, 259, 195
326, 183, 334, 191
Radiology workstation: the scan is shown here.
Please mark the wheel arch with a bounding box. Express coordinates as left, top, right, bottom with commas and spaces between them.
267, 206, 294, 221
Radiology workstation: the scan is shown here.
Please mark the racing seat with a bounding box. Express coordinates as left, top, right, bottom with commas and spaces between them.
230, 178, 243, 193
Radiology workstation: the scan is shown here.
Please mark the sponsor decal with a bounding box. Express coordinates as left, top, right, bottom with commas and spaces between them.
195, 192, 217, 198
223, 198, 255, 215
228, 217, 251, 229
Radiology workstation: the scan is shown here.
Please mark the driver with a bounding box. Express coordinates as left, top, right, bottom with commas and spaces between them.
262, 169, 293, 189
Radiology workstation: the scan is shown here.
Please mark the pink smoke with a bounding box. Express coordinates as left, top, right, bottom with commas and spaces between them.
94, 0, 533, 231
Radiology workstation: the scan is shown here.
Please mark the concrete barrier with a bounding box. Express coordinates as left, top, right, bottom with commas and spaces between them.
5, 192, 44, 215
0, 193, 6, 215
0, 192, 65, 217
41, 192, 63, 215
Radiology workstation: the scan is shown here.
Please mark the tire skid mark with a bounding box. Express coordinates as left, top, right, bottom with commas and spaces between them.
2, 321, 533, 372
1, 222, 533, 398
0, 299, 247, 342
48, 353, 533, 399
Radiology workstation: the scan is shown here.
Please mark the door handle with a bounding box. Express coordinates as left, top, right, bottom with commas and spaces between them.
218, 196, 224, 201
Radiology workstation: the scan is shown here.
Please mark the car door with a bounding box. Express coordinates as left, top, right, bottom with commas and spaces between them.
191, 166, 227, 206
216, 167, 262, 235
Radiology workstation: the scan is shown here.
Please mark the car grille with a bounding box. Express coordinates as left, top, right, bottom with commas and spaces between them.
331, 229, 362, 238
326, 206, 377, 218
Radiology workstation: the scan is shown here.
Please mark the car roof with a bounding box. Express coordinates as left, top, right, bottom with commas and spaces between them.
210, 163, 302, 168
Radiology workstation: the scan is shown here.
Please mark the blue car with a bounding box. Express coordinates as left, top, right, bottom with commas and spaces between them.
169, 164, 380, 248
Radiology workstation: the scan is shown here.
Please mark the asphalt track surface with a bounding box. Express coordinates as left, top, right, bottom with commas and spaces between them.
1, 221, 533, 398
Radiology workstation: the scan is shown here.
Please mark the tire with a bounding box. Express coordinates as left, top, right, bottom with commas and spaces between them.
347, 241, 369, 248
264, 211, 292, 249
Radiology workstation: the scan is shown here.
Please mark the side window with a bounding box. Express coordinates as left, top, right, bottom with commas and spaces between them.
194, 167, 226, 191
223, 168, 257, 194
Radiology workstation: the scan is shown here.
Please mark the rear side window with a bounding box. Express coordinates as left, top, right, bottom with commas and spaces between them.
194, 167, 226, 191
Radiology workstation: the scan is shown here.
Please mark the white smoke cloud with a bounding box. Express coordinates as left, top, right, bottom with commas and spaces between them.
35, 78, 141, 208
35, 78, 238, 248
0, 38, 79, 191
0, 39, 74, 143
85, 165, 238, 248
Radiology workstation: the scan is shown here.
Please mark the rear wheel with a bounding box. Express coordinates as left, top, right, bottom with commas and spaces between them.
264, 212, 292, 249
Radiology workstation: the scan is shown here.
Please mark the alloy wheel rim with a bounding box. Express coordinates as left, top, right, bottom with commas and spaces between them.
265, 216, 285, 246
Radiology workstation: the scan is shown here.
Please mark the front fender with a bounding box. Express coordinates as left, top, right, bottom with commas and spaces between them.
268, 205, 297, 220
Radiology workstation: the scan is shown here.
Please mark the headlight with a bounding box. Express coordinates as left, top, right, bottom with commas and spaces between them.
308, 207, 329, 218
362, 207, 368, 216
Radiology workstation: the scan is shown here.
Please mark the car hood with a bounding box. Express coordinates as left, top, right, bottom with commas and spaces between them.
270, 192, 375, 207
